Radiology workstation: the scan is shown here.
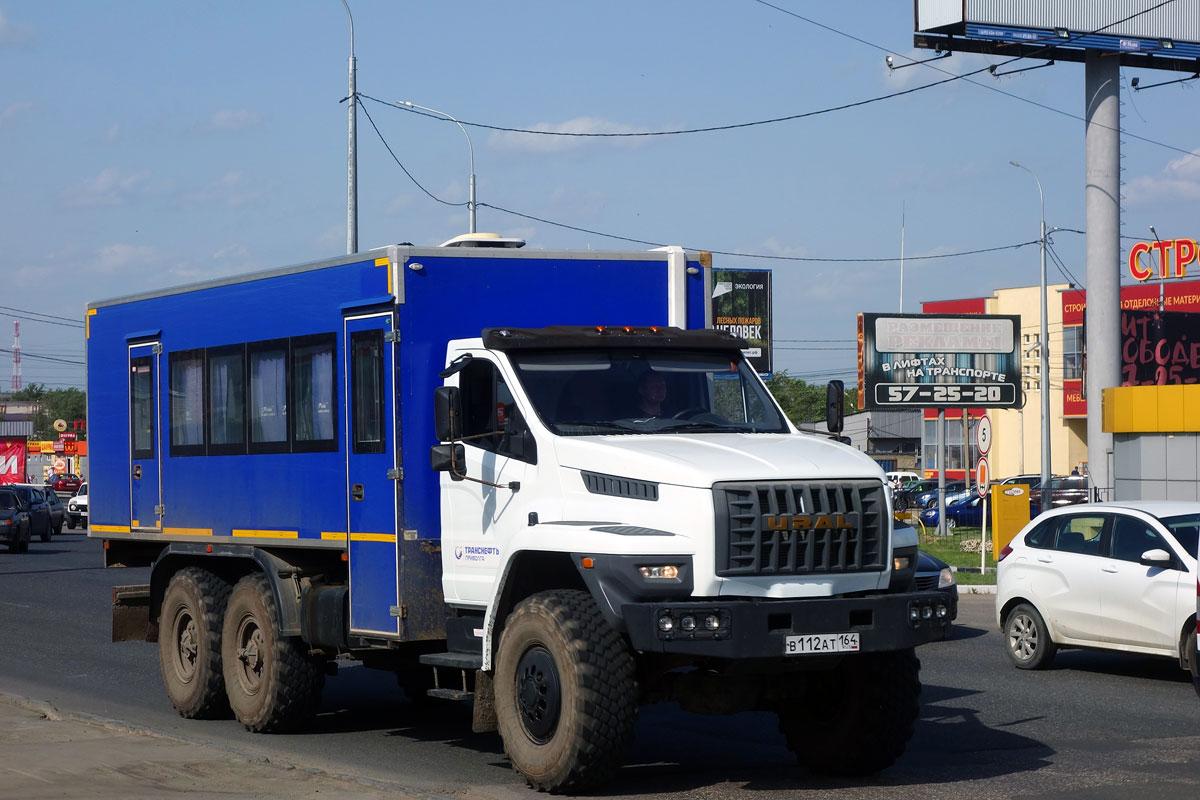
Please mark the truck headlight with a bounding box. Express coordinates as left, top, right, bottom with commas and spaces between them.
639, 565, 680, 579
893, 556, 911, 571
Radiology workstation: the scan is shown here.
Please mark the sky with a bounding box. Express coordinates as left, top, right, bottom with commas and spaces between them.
3, 1, 1200, 392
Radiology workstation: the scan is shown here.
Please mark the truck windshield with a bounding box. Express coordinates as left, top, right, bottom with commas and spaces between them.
508, 349, 790, 436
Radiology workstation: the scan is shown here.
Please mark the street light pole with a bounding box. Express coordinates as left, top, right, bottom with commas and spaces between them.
1011, 161, 1052, 488
397, 100, 476, 233
1150, 225, 1165, 311
340, 0, 357, 255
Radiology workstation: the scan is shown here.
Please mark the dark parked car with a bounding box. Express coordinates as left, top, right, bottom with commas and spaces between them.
45, 472, 83, 495
920, 494, 983, 530
0, 488, 32, 553
914, 550, 958, 637
1030, 475, 1091, 515
915, 481, 967, 509
6, 483, 61, 541
895, 479, 938, 512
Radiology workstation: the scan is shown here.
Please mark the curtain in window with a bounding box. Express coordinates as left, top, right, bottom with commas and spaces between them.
209, 351, 245, 445
170, 355, 204, 447
250, 348, 287, 443
295, 343, 334, 442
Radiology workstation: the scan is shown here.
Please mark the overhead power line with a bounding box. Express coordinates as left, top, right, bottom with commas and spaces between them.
0, 347, 84, 366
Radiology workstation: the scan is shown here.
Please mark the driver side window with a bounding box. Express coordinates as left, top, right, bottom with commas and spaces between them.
458, 359, 533, 463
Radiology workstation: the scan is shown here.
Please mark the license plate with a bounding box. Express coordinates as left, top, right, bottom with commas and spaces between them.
784, 632, 860, 655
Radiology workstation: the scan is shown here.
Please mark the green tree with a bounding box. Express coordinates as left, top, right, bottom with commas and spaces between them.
12, 384, 87, 440
766, 371, 858, 427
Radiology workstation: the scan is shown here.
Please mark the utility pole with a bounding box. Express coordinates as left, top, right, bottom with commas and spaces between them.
341, 0, 357, 255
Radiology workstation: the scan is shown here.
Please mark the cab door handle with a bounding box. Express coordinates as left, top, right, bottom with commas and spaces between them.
351, 484, 365, 502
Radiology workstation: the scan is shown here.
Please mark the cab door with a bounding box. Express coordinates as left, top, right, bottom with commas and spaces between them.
344, 313, 400, 636
440, 356, 534, 605
128, 341, 162, 531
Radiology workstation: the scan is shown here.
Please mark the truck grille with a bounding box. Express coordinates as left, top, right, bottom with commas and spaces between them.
713, 481, 887, 577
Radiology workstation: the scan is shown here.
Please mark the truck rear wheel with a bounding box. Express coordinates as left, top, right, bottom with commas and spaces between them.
778, 648, 921, 776
221, 573, 324, 733
159, 567, 231, 719
495, 590, 637, 792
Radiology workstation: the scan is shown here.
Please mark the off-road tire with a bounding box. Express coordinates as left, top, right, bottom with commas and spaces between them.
1004, 603, 1057, 670
778, 648, 921, 776
494, 589, 637, 792
222, 573, 324, 733
159, 567, 231, 718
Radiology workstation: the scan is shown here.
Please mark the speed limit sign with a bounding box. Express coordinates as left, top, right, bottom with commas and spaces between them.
975, 414, 992, 456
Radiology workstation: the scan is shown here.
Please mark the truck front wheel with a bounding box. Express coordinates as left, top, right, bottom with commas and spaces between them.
221, 573, 324, 733
494, 590, 637, 793
777, 648, 921, 776
159, 567, 231, 719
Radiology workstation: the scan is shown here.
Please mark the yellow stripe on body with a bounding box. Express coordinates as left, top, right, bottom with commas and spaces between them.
232, 529, 299, 539
163, 527, 213, 536
90, 524, 131, 534
350, 532, 396, 543
86, 309, 97, 339
321, 531, 347, 541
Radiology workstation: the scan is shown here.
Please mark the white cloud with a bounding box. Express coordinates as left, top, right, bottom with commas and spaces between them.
91, 243, 159, 274
0, 11, 34, 46
207, 109, 262, 132
61, 168, 149, 207
179, 171, 259, 208
103, 124, 120, 144
0, 100, 31, 128
488, 116, 649, 153
1125, 151, 1200, 206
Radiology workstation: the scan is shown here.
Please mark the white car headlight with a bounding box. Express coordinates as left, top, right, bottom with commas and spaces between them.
938, 567, 955, 589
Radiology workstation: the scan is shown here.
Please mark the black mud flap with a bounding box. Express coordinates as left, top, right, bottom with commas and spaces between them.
112, 584, 153, 643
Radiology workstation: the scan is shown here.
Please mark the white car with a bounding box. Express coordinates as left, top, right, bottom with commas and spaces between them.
996, 502, 1199, 679
66, 482, 88, 530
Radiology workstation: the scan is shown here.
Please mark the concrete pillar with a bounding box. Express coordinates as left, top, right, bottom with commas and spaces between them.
1084, 51, 1121, 500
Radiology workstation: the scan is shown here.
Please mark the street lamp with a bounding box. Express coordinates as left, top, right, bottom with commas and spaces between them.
1150, 225, 1165, 311
1011, 161, 1052, 489
397, 100, 476, 233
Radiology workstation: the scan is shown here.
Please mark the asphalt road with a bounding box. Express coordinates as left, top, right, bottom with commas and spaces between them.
2, 529, 1199, 799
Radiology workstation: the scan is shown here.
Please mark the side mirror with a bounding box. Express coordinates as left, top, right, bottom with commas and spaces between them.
430, 443, 466, 479
434, 386, 463, 442
826, 380, 844, 434
1139, 548, 1172, 567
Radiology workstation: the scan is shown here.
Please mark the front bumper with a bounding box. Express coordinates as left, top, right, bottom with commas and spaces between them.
622, 592, 952, 658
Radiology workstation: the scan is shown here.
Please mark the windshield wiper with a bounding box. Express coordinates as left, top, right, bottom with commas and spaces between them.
556, 421, 639, 435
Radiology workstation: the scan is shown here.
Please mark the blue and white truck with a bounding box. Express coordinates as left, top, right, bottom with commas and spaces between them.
88, 240, 951, 792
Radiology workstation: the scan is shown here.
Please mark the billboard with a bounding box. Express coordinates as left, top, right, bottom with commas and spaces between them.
858, 313, 1021, 409
0, 438, 25, 485
711, 268, 772, 376
1121, 309, 1200, 386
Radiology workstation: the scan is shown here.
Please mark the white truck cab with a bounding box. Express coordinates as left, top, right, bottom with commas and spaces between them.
427, 326, 949, 789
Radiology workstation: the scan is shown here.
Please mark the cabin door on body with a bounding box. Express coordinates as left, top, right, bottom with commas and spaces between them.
128, 341, 162, 532
343, 313, 400, 636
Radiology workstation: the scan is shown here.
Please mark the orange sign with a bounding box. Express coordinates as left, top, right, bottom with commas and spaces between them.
1129, 239, 1199, 281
